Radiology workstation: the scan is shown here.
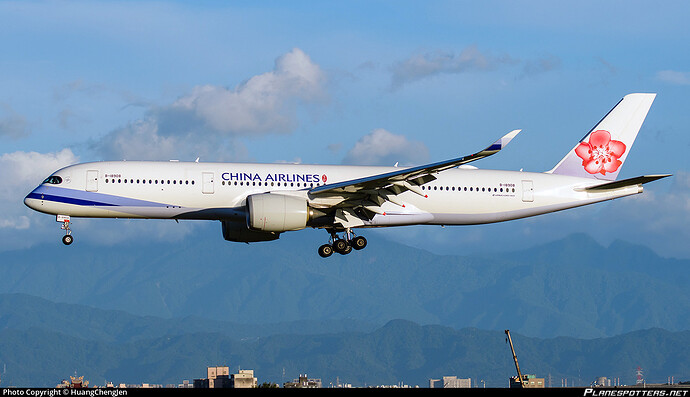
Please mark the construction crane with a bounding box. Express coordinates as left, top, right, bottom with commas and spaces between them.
505, 329, 527, 388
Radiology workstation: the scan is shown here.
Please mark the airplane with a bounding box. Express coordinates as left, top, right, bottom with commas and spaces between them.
24, 93, 670, 257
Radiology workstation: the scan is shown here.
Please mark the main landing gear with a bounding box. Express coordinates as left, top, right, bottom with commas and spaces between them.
318, 229, 367, 258
57, 215, 73, 245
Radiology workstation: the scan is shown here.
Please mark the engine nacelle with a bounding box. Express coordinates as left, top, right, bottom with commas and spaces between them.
246, 193, 309, 232
221, 220, 280, 243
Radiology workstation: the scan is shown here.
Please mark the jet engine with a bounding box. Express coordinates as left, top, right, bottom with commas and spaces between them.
246, 193, 310, 232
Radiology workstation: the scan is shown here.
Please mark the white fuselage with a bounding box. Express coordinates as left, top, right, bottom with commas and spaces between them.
24, 161, 641, 228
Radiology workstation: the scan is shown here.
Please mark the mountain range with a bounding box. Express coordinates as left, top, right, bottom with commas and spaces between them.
0, 230, 687, 339
0, 231, 688, 387
0, 295, 688, 387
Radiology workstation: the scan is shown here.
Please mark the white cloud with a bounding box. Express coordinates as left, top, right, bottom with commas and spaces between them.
342, 128, 429, 166
160, 48, 327, 136
93, 118, 251, 162
389, 46, 563, 89
656, 70, 690, 86
389, 46, 517, 89
519, 55, 562, 78
0, 148, 78, 229
92, 48, 327, 162
93, 119, 178, 161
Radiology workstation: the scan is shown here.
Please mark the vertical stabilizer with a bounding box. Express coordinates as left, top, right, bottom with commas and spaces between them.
547, 93, 656, 181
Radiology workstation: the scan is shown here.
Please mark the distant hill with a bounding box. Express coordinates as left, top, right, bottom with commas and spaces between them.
0, 300, 688, 388
0, 293, 377, 343
0, 231, 687, 338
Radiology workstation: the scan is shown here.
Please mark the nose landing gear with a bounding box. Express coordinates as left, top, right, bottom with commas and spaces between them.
57, 215, 73, 245
317, 229, 367, 258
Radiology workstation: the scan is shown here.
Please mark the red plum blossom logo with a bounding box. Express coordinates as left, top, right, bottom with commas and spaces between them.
575, 130, 626, 175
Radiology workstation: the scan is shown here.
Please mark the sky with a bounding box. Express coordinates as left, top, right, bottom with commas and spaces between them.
1, 0, 689, 258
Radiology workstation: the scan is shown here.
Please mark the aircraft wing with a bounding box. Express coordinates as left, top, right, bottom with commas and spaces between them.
308, 130, 520, 225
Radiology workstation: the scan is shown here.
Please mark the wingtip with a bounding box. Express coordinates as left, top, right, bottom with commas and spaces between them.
497, 129, 521, 147
506, 129, 521, 139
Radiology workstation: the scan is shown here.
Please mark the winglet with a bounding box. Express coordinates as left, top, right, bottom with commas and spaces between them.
482, 129, 521, 154
499, 129, 521, 147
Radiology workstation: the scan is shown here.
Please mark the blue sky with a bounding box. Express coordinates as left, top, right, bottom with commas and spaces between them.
1, 0, 688, 257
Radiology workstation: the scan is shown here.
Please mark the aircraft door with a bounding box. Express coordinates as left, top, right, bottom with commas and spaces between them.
521, 180, 534, 202
86, 170, 99, 192
202, 172, 214, 194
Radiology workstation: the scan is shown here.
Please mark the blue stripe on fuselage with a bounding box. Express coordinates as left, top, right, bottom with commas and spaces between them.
27, 185, 170, 208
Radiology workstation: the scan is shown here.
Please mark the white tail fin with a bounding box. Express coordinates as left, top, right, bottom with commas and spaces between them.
547, 93, 656, 181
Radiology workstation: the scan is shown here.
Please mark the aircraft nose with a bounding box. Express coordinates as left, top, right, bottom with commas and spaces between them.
24, 188, 40, 210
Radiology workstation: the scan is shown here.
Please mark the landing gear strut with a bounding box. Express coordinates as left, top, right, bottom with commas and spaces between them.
317, 229, 367, 258
58, 215, 73, 245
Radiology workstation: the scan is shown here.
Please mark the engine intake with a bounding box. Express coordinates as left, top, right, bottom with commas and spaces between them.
246, 193, 309, 232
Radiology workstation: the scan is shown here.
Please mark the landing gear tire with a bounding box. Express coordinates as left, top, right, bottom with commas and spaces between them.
333, 239, 350, 255
62, 234, 73, 245
351, 235, 367, 250
318, 244, 333, 258
319, 229, 366, 258
337, 244, 352, 255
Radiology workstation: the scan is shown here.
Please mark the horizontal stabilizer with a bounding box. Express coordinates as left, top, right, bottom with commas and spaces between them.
584, 174, 671, 191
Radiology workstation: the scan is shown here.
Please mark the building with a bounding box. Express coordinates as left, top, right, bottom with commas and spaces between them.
194, 366, 257, 388
429, 376, 471, 388
232, 370, 257, 388
207, 366, 229, 388
592, 376, 611, 387
284, 374, 322, 388
509, 374, 545, 388
178, 380, 193, 388
56, 375, 89, 388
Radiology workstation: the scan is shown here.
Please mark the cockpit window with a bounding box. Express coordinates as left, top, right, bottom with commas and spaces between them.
43, 176, 63, 185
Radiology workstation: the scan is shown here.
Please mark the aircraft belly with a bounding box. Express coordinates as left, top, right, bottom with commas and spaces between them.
425, 190, 640, 225
369, 212, 434, 226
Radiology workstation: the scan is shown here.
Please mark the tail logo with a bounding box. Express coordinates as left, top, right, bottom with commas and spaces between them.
575, 130, 626, 175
